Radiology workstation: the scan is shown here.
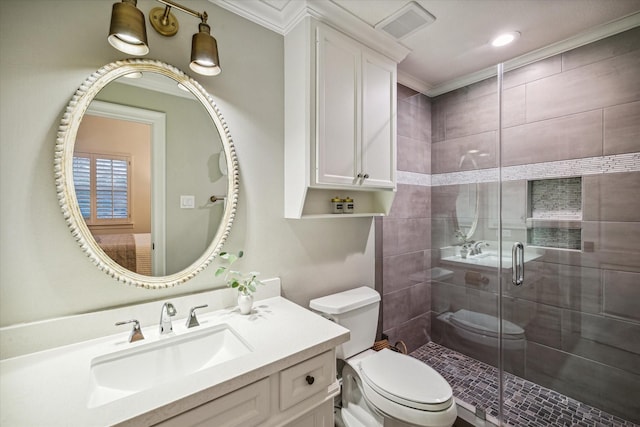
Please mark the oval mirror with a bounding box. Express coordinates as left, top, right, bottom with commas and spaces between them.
55, 59, 239, 289
455, 183, 479, 242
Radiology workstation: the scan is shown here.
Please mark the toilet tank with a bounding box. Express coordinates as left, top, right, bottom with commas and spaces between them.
309, 286, 380, 359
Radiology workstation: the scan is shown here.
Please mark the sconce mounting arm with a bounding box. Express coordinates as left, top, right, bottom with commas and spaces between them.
150, 0, 208, 37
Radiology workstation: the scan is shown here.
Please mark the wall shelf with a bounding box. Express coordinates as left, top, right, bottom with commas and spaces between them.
295, 213, 384, 219
288, 187, 395, 219
525, 218, 582, 229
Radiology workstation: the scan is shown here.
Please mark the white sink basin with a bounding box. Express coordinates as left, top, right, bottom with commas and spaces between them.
87, 323, 252, 408
441, 252, 509, 268
439, 246, 542, 269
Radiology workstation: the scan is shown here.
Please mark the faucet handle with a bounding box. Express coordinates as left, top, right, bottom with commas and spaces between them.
116, 319, 145, 343
186, 304, 209, 328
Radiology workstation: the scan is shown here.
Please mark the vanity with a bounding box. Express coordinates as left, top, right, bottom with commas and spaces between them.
0, 281, 349, 426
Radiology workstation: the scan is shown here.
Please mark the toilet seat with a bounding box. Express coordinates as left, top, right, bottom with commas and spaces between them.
359, 349, 453, 412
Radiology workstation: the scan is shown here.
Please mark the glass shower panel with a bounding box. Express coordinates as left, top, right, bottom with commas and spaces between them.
498, 28, 640, 425
429, 71, 503, 423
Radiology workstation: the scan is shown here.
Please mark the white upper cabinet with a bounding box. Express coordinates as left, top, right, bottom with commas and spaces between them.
315, 26, 361, 187
360, 51, 396, 188
285, 18, 397, 219
316, 25, 396, 189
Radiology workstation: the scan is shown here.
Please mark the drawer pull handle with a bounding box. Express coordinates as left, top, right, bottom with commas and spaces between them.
305, 375, 315, 385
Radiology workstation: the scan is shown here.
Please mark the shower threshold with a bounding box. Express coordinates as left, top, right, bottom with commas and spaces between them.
410, 342, 634, 427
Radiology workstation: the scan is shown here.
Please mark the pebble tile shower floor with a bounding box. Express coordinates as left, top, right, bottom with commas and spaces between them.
410, 342, 636, 427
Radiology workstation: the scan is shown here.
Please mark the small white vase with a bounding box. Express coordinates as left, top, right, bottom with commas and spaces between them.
238, 293, 253, 315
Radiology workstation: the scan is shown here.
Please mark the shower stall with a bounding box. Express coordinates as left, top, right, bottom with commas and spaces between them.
380, 26, 639, 425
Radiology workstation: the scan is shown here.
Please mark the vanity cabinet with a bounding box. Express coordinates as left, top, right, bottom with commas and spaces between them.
154, 378, 271, 427
153, 350, 337, 427
285, 17, 397, 218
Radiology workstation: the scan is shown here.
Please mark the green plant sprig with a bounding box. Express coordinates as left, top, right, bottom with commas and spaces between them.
215, 251, 264, 296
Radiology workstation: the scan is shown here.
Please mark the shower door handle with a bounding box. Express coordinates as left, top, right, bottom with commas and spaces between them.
512, 242, 525, 286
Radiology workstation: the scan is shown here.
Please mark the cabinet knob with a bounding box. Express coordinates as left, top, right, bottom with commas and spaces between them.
305, 375, 315, 385
363, 173, 369, 179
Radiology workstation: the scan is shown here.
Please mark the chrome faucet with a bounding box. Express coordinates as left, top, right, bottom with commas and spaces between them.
159, 302, 177, 335
470, 241, 489, 256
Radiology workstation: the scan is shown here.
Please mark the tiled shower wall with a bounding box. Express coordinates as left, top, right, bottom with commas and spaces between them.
378, 85, 432, 353
380, 26, 640, 423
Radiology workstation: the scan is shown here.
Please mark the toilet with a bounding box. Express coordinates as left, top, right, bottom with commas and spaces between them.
310, 286, 457, 427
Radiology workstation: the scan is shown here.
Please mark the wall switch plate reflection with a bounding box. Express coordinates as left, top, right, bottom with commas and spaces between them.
180, 195, 195, 209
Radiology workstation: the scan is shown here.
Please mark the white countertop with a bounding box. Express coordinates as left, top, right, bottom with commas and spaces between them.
0, 297, 349, 427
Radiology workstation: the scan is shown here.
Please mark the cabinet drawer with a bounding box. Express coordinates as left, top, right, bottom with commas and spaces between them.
154, 378, 270, 427
280, 350, 334, 411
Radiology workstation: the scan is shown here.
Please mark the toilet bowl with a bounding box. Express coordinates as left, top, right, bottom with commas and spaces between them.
310, 287, 457, 427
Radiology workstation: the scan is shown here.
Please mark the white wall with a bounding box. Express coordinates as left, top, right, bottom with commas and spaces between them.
0, 0, 375, 327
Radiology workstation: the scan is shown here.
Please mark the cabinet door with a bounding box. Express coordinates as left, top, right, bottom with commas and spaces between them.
285, 400, 334, 427
153, 378, 270, 427
315, 25, 361, 186
361, 52, 396, 189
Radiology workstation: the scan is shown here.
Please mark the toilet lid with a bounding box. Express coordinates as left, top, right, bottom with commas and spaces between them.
359, 349, 453, 411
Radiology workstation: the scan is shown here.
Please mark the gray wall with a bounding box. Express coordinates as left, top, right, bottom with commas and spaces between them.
379, 85, 432, 353
0, 0, 375, 326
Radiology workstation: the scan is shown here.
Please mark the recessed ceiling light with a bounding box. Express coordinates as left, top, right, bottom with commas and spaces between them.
491, 31, 521, 47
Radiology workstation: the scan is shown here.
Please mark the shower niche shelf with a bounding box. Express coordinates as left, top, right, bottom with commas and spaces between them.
526, 177, 582, 250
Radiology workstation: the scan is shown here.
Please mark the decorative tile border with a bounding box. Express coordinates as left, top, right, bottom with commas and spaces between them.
397, 152, 640, 187
502, 152, 640, 183
431, 167, 499, 186
411, 342, 636, 427
396, 170, 431, 186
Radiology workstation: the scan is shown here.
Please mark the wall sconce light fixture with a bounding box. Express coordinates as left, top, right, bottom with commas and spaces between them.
108, 0, 221, 76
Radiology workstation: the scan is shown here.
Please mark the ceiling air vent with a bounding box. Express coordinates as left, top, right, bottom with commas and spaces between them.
375, 1, 436, 40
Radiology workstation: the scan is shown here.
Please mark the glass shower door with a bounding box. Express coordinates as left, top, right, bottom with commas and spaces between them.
497, 29, 640, 424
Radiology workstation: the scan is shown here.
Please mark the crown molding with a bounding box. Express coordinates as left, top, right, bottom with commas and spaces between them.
208, 0, 306, 34
209, 0, 411, 63
397, 70, 433, 94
